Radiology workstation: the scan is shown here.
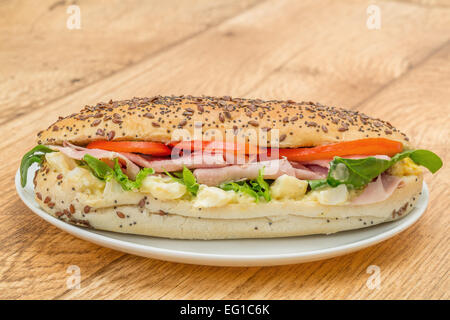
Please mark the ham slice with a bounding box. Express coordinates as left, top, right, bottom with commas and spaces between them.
194, 159, 324, 186
194, 159, 290, 186
290, 162, 328, 180
302, 164, 329, 177
351, 174, 402, 205
50, 141, 393, 187
296, 159, 331, 169
120, 152, 228, 173
50, 143, 141, 179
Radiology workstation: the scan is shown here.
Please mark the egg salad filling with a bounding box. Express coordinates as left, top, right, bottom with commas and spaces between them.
39, 151, 428, 209
20, 141, 442, 211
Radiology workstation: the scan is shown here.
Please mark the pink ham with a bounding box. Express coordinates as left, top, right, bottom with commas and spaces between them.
50, 140, 393, 188
301, 165, 328, 177
50, 142, 140, 179
118, 152, 166, 168
120, 152, 228, 173
296, 159, 331, 169
193, 159, 289, 186
290, 162, 327, 180
351, 174, 402, 205
193, 159, 324, 186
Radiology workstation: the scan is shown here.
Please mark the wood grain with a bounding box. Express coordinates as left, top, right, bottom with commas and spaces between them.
0, 0, 261, 123
0, 0, 448, 299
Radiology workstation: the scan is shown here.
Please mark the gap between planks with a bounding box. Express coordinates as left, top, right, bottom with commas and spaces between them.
0, 0, 269, 127
353, 39, 450, 109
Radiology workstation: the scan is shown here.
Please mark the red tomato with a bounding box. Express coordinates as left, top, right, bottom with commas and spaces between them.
169, 140, 262, 155
86, 141, 172, 156
278, 138, 403, 161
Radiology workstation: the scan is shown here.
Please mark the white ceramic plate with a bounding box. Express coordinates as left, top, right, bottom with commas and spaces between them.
15, 166, 428, 266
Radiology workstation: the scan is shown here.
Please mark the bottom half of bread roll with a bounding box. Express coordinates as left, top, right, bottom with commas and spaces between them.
32, 160, 423, 240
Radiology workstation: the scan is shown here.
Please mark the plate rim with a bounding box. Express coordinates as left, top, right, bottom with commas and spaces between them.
15, 168, 429, 266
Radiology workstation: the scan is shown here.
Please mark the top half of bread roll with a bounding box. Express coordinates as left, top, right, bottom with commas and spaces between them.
37, 95, 411, 148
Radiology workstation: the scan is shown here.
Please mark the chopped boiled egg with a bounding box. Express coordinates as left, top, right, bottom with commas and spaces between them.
84, 179, 144, 207
389, 158, 423, 176
140, 176, 186, 200
193, 185, 235, 208
270, 174, 308, 200
317, 184, 348, 205
45, 152, 77, 174
66, 166, 105, 195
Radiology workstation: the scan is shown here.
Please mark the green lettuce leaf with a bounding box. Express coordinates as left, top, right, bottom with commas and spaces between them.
165, 166, 199, 196
82, 154, 154, 191
20, 145, 55, 187
221, 180, 260, 202
182, 166, 200, 196
391, 149, 442, 173
220, 168, 271, 202
83, 153, 114, 180
254, 167, 271, 201
309, 149, 442, 190
112, 159, 155, 191
308, 179, 328, 191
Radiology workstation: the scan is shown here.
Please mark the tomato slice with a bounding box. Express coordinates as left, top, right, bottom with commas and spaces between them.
278, 138, 403, 161
87, 138, 402, 160
168, 140, 210, 151
86, 141, 172, 156
169, 140, 262, 155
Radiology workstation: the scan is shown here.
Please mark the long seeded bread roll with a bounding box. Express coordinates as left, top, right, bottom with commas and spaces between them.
37, 96, 411, 148
33, 163, 423, 240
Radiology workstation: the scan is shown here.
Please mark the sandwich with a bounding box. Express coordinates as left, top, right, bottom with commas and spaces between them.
20, 96, 442, 239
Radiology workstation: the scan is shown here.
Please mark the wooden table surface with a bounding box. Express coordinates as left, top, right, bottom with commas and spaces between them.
0, 0, 449, 299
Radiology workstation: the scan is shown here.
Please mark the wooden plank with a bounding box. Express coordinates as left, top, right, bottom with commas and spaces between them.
223, 43, 450, 300
0, 0, 263, 299
246, 2, 450, 107
52, 1, 449, 299
1, 0, 449, 299
58, 256, 261, 299
1, 0, 449, 150
0, 0, 262, 123
348, 43, 450, 299
394, 0, 450, 7
0, 214, 124, 299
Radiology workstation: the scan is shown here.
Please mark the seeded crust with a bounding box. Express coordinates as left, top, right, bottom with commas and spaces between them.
33, 163, 423, 240
37, 96, 411, 148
